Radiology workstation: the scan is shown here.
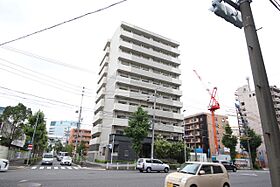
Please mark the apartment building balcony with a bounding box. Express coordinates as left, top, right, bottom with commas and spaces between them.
89, 137, 101, 145
92, 124, 102, 137
115, 76, 182, 96
94, 99, 105, 112
154, 123, 184, 134
97, 77, 107, 92
119, 41, 180, 65
112, 118, 129, 127
98, 65, 108, 77
117, 64, 182, 86
121, 30, 180, 56
119, 51, 181, 75
114, 88, 183, 108
96, 87, 105, 103
113, 103, 183, 120
93, 111, 103, 125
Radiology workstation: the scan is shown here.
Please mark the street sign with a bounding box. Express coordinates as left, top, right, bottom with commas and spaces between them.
28, 144, 33, 150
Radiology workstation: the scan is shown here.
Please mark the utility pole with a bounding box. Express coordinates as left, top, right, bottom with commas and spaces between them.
75, 87, 85, 159
239, 1, 280, 186
151, 89, 157, 159
27, 111, 40, 165
211, 1, 280, 186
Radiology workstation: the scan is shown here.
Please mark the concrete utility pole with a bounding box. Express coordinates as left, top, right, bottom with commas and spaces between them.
238, 1, 280, 186
27, 111, 40, 165
75, 87, 85, 158
151, 89, 157, 159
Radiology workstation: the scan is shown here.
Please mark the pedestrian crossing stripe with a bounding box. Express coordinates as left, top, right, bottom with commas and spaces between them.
31, 166, 82, 170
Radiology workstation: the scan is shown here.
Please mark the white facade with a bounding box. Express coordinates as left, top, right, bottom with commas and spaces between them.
88, 22, 184, 161
235, 85, 267, 167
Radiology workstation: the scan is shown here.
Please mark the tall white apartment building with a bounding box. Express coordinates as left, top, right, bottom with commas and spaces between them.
88, 22, 184, 161
235, 85, 267, 167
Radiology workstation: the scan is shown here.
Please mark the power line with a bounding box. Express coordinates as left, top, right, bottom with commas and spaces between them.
1, 46, 97, 75
0, 0, 128, 46
0, 57, 94, 94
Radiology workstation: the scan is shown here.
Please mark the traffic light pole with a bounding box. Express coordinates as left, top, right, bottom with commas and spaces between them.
238, 1, 280, 186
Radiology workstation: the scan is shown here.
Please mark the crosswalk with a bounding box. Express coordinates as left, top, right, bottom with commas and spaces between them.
31, 166, 82, 170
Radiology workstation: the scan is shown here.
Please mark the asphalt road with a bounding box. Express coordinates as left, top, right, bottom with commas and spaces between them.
0, 162, 272, 187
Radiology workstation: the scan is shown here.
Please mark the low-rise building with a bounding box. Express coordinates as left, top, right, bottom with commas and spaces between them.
69, 128, 91, 155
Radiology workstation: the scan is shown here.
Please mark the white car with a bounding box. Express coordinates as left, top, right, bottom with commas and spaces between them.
41, 153, 54, 165
0, 158, 9, 171
165, 162, 230, 187
136, 158, 169, 173
60, 156, 72, 166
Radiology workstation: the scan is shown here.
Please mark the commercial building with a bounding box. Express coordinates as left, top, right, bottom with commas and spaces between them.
88, 22, 184, 161
48, 121, 77, 145
68, 128, 91, 155
184, 113, 227, 158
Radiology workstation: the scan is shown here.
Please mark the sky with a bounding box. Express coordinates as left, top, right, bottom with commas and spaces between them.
0, 0, 279, 130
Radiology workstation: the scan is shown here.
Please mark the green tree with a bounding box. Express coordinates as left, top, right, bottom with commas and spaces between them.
24, 111, 48, 156
0, 103, 31, 148
222, 124, 238, 161
124, 107, 150, 158
63, 144, 74, 156
155, 136, 188, 163
76, 140, 86, 156
54, 140, 63, 154
240, 127, 262, 168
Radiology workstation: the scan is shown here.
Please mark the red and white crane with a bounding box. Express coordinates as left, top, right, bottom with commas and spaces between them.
193, 69, 220, 155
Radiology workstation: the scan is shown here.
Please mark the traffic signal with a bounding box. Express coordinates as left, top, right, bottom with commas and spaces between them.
210, 0, 243, 29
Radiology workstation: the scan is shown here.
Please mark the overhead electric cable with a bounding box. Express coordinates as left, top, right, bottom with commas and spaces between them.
0, 0, 128, 46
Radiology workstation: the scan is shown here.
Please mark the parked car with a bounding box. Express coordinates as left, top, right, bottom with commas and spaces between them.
41, 153, 54, 165
165, 162, 230, 187
0, 158, 9, 171
60, 156, 72, 166
136, 158, 169, 173
213, 160, 237, 172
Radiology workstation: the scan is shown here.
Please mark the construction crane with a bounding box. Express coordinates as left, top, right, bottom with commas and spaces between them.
193, 69, 220, 155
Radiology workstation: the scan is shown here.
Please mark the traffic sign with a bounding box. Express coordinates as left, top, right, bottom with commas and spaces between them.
28, 144, 33, 150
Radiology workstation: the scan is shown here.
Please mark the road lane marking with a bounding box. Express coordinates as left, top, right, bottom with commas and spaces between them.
19, 180, 28, 183
31, 166, 37, 170
54, 167, 59, 169
39, 166, 44, 169
61, 166, 66, 169
47, 167, 51, 170
240, 173, 258, 177
73, 167, 79, 170
67, 166, 72, 170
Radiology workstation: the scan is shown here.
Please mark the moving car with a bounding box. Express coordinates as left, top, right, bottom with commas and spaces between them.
165, 162, 230, 187
60, 156, 72, 166
136, 158, 169, 173
57, 151, 69, 161
213, 160, 237, 172
0, 158, 9, 171
41, 153, 54, 165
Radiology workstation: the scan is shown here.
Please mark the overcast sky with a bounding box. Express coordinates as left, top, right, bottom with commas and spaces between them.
0, 0, 279, 129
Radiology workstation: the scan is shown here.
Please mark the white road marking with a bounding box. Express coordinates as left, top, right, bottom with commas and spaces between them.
61, 166, 66, 169
19, 180, 28, 183
240, 173, 258, 177
54, 167, 59, 169
67, 166, 72, 170
39, 166, 44, 170
31, 166, 37, 170
47, 167, 51, 170
73, 167, 79, 170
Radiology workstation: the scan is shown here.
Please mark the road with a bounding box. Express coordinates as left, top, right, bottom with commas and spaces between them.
0, 161, 271, 187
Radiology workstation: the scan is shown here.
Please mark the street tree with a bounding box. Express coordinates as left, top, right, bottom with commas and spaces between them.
54, 140, 63, 154
155, 137, 188, 163
240, 127, 262, 168
124, 107, 150, 158
63, 144, 74, 156
24, 111, 48, 156
0, 103, 31, 149
76, 140, 86, 156
222, 124, 238, 161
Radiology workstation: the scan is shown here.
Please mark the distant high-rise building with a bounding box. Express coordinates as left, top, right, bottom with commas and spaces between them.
88, 22, 184, 161
184, 113, 227, 158
48, 121, 77, 145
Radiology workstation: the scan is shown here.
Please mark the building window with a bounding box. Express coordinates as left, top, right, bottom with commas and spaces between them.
124, 150, 129, 157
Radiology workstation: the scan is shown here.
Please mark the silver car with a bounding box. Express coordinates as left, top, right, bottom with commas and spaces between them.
136, 158, 169, 173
